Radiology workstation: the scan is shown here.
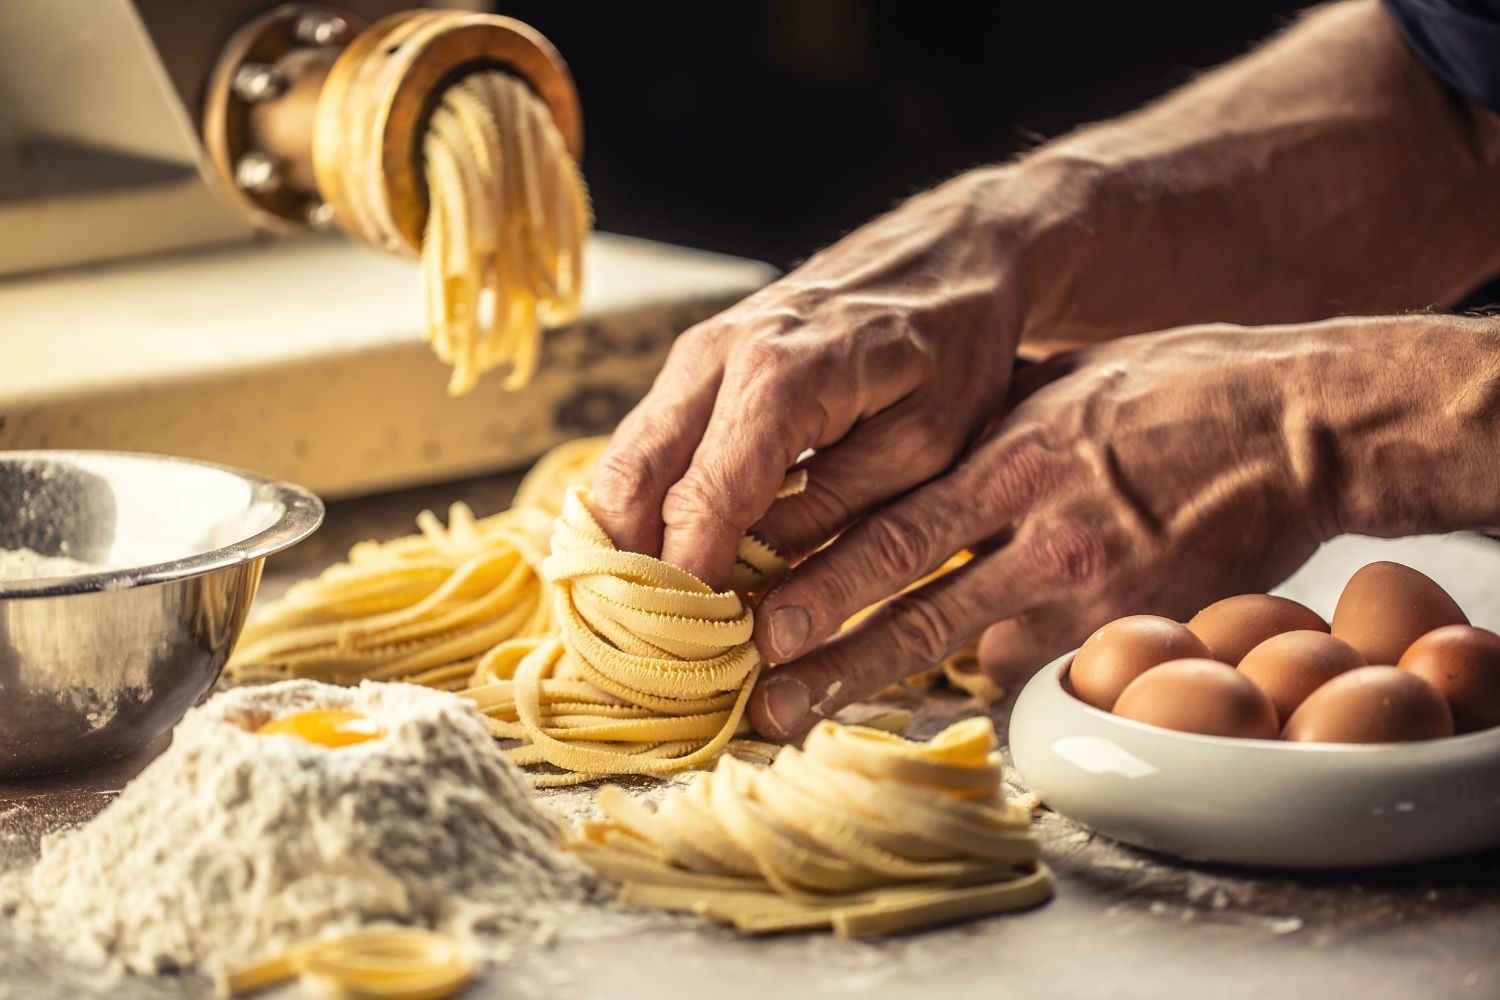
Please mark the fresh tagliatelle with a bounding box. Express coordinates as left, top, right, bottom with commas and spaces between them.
421, 69, 591, 395
568, 716, 1054, 936
227, 503, 556, 691
225, 929, 473, 999
227, 437, 794, 784
227, 434, 1001, 785
228, 435, 995, 788
461, 486, 788, 786
228, 438, 608, 690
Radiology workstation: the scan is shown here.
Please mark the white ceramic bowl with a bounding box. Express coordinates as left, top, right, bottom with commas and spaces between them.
1010, 652, 1500, 868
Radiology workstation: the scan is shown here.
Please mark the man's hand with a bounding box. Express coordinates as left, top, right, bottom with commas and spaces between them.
747, 323, 1345, 738
588, 0, 1500, 595
747, 312, 1500, 740
580, 0, 1500, 737
588, 172, 1021, 588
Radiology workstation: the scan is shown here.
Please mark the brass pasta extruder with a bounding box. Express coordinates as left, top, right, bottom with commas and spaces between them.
199, 3, 583, 258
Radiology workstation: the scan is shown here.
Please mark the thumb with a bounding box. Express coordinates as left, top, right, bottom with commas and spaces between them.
976, 608, 1087, 688
749, 547, 1042, 740
748, 669, 819, 743
748, 608, 922, 741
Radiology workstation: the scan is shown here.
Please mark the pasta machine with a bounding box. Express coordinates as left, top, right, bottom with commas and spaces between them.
0, 2, 771, 496
0, 1, 585, 275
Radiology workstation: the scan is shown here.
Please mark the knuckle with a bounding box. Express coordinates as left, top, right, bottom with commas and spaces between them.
661, 474, 732, 532
887, 595, 961, 666
863, 509, 933, 584
677, 318, 729, 351
734, 330, 837, 392
736, 335, 796, 377
980, 429, 1054, 512
778, 564, 858, 640
591, 445, 656, 512
1026, 521, 1107, 587
790, 478, 854, 538
819, 571, 863, 625
660, 325, 719, 377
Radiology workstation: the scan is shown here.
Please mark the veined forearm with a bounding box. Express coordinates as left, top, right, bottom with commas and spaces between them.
974, 0, 1500, 351
1289, 313, 1500, 539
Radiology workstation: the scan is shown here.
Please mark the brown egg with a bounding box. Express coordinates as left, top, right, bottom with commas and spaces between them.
1237, 631, 1365, 726
1113, 658, 1279, 739
1068, 616, 1211, 711
1186, 594, 1328, 666
1282, 666, 1454, 743
1330, 562, 1467, 666
1398, 625, 1500, 733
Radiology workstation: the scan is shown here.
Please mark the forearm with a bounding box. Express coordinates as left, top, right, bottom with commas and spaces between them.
1292, 313, 1500, 538
971, 0, 1500, 351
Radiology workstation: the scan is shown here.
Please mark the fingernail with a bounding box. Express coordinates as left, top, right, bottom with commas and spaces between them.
761, 675, 811, 737
765, 605, 810, 661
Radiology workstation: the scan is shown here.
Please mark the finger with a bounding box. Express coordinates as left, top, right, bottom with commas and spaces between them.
753, 356, 1041, 564
660, 328, 929, 588
754, 427, 1057, 662
749, 401, 959, 564
656, 376, 813, 589
751, 355, 1042, 563
975, 607, 1089, 688
750, 549, 1046, 739
590, 327, 725, 557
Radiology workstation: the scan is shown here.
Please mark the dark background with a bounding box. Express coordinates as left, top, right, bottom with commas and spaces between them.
500, 0, 1311, 270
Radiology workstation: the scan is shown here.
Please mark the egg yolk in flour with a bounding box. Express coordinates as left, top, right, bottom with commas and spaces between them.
256, 709, 384, 748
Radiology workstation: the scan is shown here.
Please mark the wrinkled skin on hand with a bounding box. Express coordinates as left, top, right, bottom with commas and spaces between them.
745, 324, 1342, 738
588, 173, 1019, 591
584, 0, 1500, 741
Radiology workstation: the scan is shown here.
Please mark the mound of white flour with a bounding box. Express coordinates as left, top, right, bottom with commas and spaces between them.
0, 680, 606, 976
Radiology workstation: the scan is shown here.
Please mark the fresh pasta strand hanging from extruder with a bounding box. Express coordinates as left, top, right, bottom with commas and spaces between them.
422, 69, 592, 395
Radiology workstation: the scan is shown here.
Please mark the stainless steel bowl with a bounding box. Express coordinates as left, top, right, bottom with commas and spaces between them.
0, 450, 322, 775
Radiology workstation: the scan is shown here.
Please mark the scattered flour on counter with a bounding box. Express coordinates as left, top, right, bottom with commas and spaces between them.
0, 547, 104, 584
536, 771, 691, 828
0, 680, 623, 980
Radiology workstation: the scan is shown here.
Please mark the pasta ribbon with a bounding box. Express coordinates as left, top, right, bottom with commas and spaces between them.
224, 928, 472, 999
227, 504, 556, 689
422, 70, 591, 395
462, 486, 786, 785
568, 717, 1054, 936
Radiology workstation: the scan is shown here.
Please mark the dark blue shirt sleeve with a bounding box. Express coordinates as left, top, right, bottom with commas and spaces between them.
1382, 0, 1500, 113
